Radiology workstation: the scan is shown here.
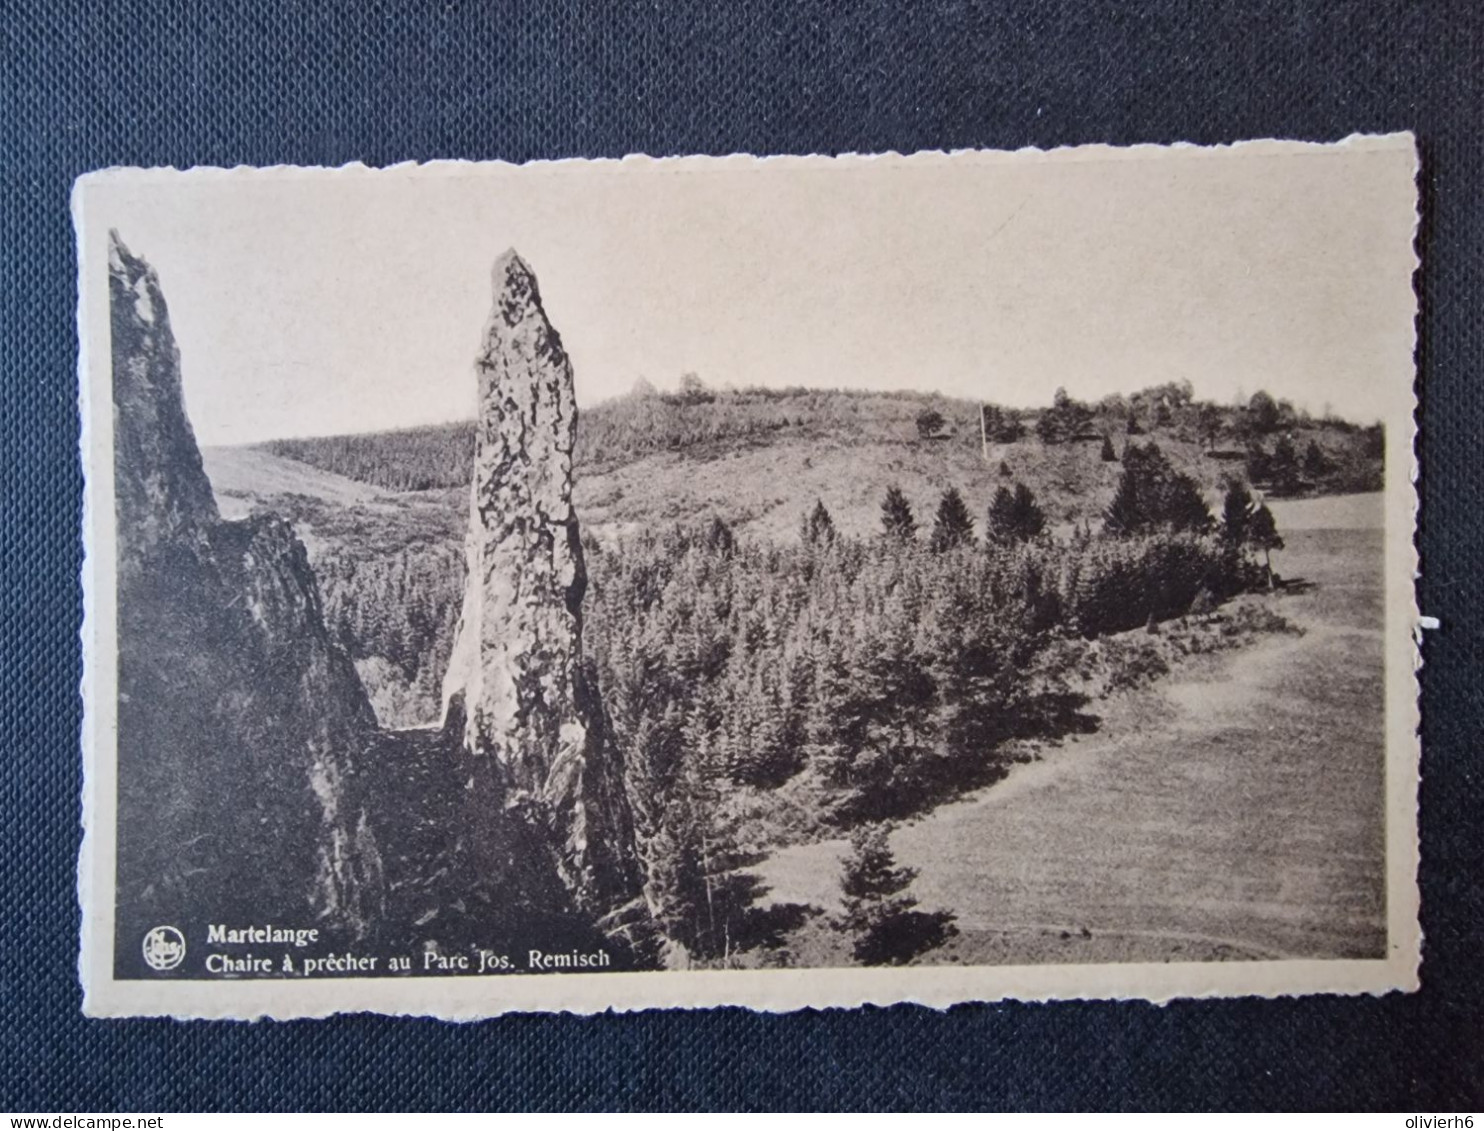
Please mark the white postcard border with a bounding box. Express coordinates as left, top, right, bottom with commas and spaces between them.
75, 134, 1422, 1020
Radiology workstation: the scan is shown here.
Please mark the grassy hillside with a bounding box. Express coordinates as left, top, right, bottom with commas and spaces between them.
261, 386, 982, 489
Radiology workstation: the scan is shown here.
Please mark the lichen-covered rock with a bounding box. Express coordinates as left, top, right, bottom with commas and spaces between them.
441, 250, 640, 915
109, 232, 382, 972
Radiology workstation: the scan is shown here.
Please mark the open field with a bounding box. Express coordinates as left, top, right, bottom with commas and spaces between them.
760, 493, 1387, 965
201, 445, 391, 517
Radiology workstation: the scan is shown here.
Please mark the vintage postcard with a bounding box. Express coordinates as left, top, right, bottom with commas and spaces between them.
75, 136, 1420, 1019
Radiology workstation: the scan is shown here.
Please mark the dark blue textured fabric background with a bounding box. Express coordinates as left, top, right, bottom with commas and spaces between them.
3, 0, 1480, 1112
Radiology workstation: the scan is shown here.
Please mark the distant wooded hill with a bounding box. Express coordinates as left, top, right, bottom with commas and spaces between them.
258, 381, 1383, 531
263, 385, 981, 491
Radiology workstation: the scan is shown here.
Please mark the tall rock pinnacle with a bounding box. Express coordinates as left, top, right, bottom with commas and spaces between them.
441, 250, 639, 915
109, 229, 219, 559
108, 233, 383, 970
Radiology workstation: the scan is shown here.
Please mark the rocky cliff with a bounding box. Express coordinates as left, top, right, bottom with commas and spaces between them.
109, 236, 645, 973
440, 250, 641, 917
109, 232, 383, 973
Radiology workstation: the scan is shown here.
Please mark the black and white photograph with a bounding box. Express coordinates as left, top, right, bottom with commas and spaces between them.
75, 138, 1420, 1018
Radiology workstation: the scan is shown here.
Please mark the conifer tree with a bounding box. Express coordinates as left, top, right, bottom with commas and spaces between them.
1104, 442, 1155, 535
1219, 481, 1256, 547
648, 762, 776, 965
1009, 482, 1046, 542
704, 514, 736, 557
643, 809, 709, 963
1166, 481, 1216, 535
835, 824, 957, 965
987, 486, 1016, 545
802, 500, 837, 547
835, 614, 941, 820
880, 485, 917, 543
928, 487, 975, 552
987, 483, 1046, 544
731, 670, 796, 788
1270, 435, 1301, 494
1104, 442, 1212, 536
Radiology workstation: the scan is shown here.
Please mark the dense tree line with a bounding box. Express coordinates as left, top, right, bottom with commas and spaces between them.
266, 421, 478, 492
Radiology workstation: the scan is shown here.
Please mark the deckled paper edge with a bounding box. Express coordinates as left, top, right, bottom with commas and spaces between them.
73, 133, 1423, 1020
74, 174, 104, 1016
71, 131, 1413, 187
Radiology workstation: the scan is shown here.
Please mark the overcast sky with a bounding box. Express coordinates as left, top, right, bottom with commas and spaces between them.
82, 141, 1417, 446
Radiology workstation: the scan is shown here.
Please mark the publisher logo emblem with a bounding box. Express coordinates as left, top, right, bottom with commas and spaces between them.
142, 925, 186, 971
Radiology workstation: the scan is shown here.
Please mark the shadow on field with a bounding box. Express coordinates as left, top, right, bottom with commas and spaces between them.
844, 689, 1104, 827
1274, 575, 1318, 596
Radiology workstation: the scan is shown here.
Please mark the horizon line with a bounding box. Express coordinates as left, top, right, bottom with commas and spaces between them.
197, 378, 1381, 450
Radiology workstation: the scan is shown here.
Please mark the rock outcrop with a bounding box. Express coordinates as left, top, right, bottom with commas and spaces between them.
440, 250, 640, 917
108, 235, 644, 973
109, 232, 383, 973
